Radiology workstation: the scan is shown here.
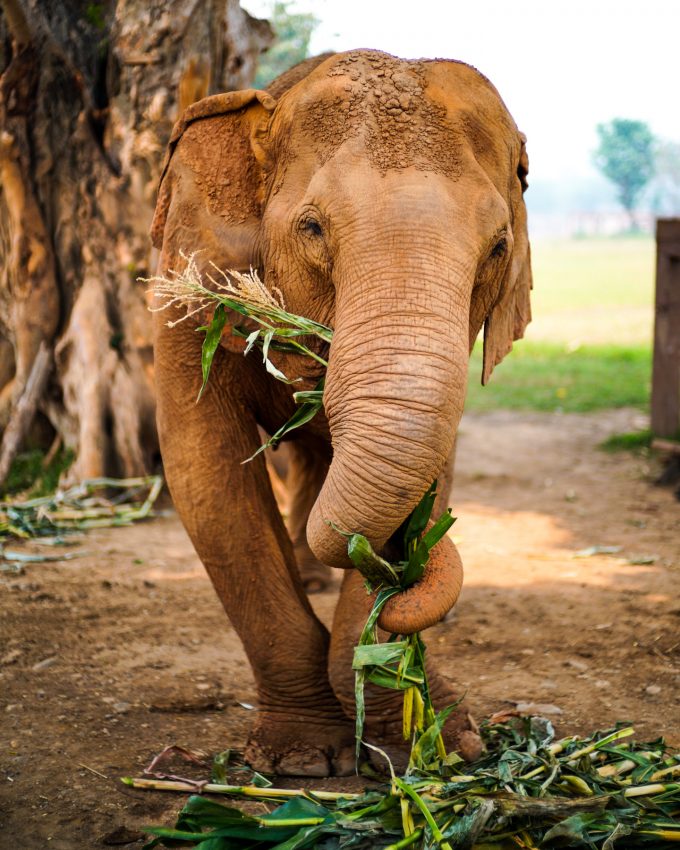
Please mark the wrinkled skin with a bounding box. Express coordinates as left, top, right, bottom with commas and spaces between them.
151, 51, 532, 777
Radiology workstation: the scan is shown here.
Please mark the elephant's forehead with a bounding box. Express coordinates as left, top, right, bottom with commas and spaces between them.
276, 50, 503, 178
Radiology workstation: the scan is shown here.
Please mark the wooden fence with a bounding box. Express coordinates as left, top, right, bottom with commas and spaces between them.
651, 218, 680, 440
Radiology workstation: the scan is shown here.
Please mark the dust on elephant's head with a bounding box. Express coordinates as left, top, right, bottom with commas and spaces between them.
151, 50, 532, 568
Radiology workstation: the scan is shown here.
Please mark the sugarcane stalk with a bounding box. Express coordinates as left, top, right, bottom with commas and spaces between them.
385, 829, 424, 850
623, 781, 679, 798
122, 776, 361, 801
565, 727, 634, 763
394, 778, 452, 850
636, 829, 680, 841
650, 762, 680, 781
522, 728, 638, 782
560, 775, 594, 796
547, 736, 578, 755
597, 758, 641, 778
257, 817, 326, 827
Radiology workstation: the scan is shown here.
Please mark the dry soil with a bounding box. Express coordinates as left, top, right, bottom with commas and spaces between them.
1, 408, 679, 848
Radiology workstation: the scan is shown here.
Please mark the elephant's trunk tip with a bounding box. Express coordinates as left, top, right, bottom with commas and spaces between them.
377, 535, 463, 635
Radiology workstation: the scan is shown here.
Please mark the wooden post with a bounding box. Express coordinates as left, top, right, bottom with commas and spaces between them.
651, 218, 680, 438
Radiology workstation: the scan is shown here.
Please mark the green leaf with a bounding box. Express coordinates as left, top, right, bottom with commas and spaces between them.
353, 641, 409, 669
243, 328, 261, 355
354, 666, 366, 763
211, 750, 230, 785
347, 533, 399, 587
401, 538, 430, 587
402, 509, 455, 587
542, 811, 602, 844
421, 509, 455, 551
365, 667, 423, 690
268, 824, 327, 850
260, 797, 330, 823
354, 586, 401, 756
260, 330, 300, 384
244, 377, 325, 463
198, 304, 227, 401
392, 778, 452, 850
402, 480, 438, 550
179, 796, 256, 828
251, 771, 273, 788
244, 403, 322, 463
292, 390, 324, 404
442, 799, 495, 844
409, 699, 463, 770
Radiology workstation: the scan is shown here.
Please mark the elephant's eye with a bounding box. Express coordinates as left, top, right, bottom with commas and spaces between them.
490, 237, 507, 258
301, 217, 323, 238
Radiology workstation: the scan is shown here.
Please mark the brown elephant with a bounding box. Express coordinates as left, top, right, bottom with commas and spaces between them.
150, 50, 532, 777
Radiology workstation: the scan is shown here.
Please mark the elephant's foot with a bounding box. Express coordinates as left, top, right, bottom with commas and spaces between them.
245, 711, 356, 777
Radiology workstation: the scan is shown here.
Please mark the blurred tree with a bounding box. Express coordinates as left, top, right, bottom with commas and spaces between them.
594, 118, 655, 229
649, 140, 680, 215
0, 0, 272, 486
253, 1, 319, 88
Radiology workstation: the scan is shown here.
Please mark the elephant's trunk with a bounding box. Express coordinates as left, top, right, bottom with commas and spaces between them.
307, 240, 474, 632
378, 531, 463, 634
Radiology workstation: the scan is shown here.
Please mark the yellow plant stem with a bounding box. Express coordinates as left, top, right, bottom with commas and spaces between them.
400, 796, 415, 837
402, 686, 414, 741
122, 777, 361, 802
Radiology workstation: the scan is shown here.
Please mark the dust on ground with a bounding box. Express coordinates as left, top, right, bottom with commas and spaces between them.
1, 409, 678, 848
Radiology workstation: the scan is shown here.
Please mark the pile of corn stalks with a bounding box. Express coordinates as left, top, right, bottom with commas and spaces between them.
1, 476, 162, 558
137, 260, 680, 848
129, 721, 680, 848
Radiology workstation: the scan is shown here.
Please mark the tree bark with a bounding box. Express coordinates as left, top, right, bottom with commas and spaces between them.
0, 340, 51, 484
0, 0, 272, 483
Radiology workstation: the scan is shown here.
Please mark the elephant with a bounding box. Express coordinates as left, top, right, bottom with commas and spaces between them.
150, 50, 532, 777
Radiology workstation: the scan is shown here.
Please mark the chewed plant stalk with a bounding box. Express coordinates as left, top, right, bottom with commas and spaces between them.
149, 256, 460, 771
130, 722, 680, 849
146, 252, 330, 458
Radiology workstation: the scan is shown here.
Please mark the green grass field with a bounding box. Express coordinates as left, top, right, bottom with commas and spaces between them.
465, 236, 655, 413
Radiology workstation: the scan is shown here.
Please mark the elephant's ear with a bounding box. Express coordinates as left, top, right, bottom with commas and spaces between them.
150, 89, 276, 267
481, 133, 533, 385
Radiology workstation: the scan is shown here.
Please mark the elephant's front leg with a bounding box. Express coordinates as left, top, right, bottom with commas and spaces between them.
286, 439, 334, 593
155, 324, 354, 777
329, 571, 483, 769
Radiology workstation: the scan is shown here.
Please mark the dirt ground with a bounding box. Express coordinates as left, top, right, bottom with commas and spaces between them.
1, 408, 679, 849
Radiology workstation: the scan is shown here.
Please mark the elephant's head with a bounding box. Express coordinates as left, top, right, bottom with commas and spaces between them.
152, 50, 531, 619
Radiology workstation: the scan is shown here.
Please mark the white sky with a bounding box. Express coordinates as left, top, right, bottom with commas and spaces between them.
241, 0, 679, 182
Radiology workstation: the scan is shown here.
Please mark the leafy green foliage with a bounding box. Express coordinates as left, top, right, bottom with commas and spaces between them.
650, 139, 680, 215
0, 446, 74, 499
347, 484, 455, 768
141, 723, 680, 849
187, 269, 331, 459
198, 305, 227, 401
1, 476, 162, 542
253, 2, 320, 89
346, 533, 400, 587
594, 119, 656, 226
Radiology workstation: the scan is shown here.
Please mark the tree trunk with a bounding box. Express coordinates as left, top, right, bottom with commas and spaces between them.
0, 0, 272, 484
